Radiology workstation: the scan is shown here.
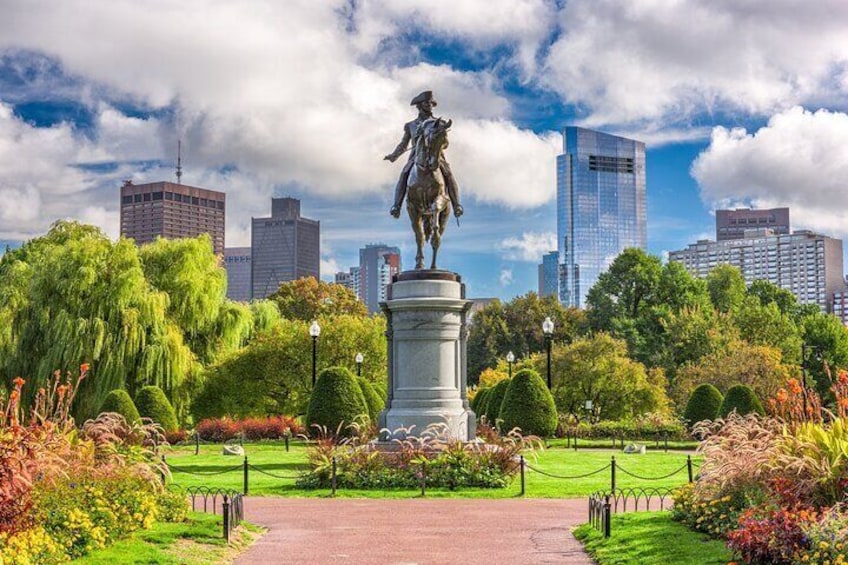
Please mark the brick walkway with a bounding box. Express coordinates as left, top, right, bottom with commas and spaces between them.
235, 497, 594, 564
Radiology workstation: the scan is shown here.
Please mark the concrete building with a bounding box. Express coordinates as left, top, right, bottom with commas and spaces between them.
120, 180, 226, 254
334, 267, 362, 301
557, 127, 646, 307
224, 247, 252, 302
716, 207, 790, 241
359, 244, 401, 313
538, 251, 560, 298
669, 229, 845, 312
251, 197, 320, 299
832, 291, 848, 325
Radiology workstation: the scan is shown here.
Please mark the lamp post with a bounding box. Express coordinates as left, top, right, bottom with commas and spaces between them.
542, 316, 554, 389
309, 320, 321, 387
506, 351, 515, 379
584, 399, 594, 423
355, 352, 364, 377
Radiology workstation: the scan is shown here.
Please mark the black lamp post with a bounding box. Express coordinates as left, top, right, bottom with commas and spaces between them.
542, 316, 554, 389
309, 320, 321, 387
355, 352, 364, 377
506, 351, 515, 379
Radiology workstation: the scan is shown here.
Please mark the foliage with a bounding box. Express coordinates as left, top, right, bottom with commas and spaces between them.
134, 386, 179, 432
483, 378, 511, 427
726, 503, 819, 565
498, 369, 557, 437
801, 312, 848, 400
473, 388, 490, 418
477, 366, 509, 388
99, 389, 141, 424
195, 415, 303, 442
683, 384, 723, 427
672, 484, 747, 539
306, 367, 368, 436
192, 316, 386, 420
268, 276, 367, 321
357, 377, 384, 423
586, 248, 663, 331
706, 264, 746, 314
575, 413, 688, 441
543, 333, 668, 421
733, 296, 801, 363
773, 418, 848, 506
718, 384, 765, 418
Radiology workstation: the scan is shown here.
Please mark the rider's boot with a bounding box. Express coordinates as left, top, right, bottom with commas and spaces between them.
390, 183, 406, 218
446, 180, 463, 218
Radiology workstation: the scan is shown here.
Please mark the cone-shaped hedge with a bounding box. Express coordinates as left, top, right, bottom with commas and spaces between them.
469, 389, 483, 413
100, 389, 141, 424
498, 369, 557, 437
474, 388, 490, 418
358, 377, 384, 423
135, 385, 178, 432
306, 366, 369, 436
485, 379, 511, 426
683, 384, 724, 426
718, 384, 765, 418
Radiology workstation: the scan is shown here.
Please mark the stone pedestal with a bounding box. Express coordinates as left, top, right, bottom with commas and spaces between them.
378, 270, 475, 441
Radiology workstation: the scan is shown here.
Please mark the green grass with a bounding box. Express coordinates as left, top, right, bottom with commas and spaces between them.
574, 511, 732, 565
163, 440, 700, 498
545, 437, 699, 451
75, 512, 262, 565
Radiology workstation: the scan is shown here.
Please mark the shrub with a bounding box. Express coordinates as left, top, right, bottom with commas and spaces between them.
473, 388, 490, 417
718, 384, 765, 418
726, 503, 819, 564
99, 389, 141, 424
484, 379, 511, 426
239, 416, 303, 440
358, 377, 384, 423
498, 369, 558, 437
164, 429, 188, 444
306, 366, 368, 436
671, 483, 750, 539
196, 417, 239, 442
134, 386, 178, 432
578, 415, 688, 441
683, 383, 723, 427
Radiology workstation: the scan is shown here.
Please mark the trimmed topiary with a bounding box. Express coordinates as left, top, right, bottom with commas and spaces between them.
498, 368, 557, 437
358, 377, 384, 423
100, 389, 141, 424
306, 366, 369, 436
484, 379, 511, 427
469, 389, 483, 413
474, 388, 490, 419
718, 384, 765, 418
683, 384, 724, 426
134, 385, 178, 432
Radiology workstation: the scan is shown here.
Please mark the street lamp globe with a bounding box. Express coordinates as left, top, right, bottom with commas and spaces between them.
542, 316, 554, 336
355, 352, 364, 364
309, 320, 321, 338
506, 351, 515, 363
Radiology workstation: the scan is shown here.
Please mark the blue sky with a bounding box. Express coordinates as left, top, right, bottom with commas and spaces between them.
1, 1, 847, 300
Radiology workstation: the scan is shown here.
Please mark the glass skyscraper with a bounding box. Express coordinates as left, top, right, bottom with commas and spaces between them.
557, 127, 646, 307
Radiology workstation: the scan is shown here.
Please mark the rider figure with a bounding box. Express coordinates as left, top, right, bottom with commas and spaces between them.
384, 91, 463, 219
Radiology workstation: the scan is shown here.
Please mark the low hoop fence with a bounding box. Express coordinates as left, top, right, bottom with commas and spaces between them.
182, 486, 244, 542
162, 455, 304, 495
588, 486, 675, 538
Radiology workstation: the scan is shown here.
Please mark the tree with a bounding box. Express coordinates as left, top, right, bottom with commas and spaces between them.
499, 369, 557, 437
541, 333, 669, 421
683, 384, 723, 427
706, 264, 746, 314
135, 385, 179, 432
718, 384, 765, 418
800, 313, 848, 400
747, 279, 799, 317
585, 248, 662, 332
306, 366, 368, 436
268, 277, 367, 321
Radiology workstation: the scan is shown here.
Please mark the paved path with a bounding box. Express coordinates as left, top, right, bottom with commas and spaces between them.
235, 497, 594, 564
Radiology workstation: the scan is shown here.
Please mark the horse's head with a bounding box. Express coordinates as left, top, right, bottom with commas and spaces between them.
415, 117, 452, 171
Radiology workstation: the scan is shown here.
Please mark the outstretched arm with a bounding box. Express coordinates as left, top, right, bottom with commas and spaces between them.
384, 128, 411, 162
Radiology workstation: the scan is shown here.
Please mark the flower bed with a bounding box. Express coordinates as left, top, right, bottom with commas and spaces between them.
195, 415, 304, 442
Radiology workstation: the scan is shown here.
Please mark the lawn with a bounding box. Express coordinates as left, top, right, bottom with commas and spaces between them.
573, 511, 732, 565
163, 440, 699, 498
75, 512, 262, 565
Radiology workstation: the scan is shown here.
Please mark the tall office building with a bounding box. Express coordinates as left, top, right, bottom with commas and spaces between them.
538, 251, 560, 298
716, 207, 789, 241
251, 197, 320, 299
120, 181, 226, 254
669, 229, 845, 312
359, 244, 401, 313
557, 127, 646, 307
224, 247, 252, 302
334, 267, 362, 300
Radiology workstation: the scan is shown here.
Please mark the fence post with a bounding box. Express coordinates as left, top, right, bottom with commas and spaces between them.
664, 432, 668, 453
331, 456, 337, 496
195, 431, 200, 455
520, 456, 525, 496
603, 495, 611, 538
687, 455, 693, 483
420, 461, 426, 497
222, 495, 230, 543
243, 456, 249, 495
610, 456, 616, 492
284, 430, 290, 452
574, 432, 578, 451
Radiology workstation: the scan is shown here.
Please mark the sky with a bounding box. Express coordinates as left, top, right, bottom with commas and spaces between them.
1, 0, 847, 300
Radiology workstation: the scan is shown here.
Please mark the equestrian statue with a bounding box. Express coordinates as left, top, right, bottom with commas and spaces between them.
384, 91, 462, 270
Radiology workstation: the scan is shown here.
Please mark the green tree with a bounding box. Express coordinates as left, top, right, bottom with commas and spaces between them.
801, 313, 848, 400
683, 384, 723, 427
499, 369, 557, 437
747, 279, 799, 317
135, 385, 179, 432
306, 366, 368, 436
718, 384, 765, 418
99, 389, 141, 424
268, 277, 367, 321
732, 296, 801, 363
706, 264, 746, 314
586, 248, 663, 332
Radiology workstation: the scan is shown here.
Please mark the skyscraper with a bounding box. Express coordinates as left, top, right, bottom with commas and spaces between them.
557, 127, 646, 307
359, 244, 401, 313
224, 247, 252, 302
119, 180, 226, 254
538, 250, 559, 298
716, 207, 790, 241
251, 197, 320, 299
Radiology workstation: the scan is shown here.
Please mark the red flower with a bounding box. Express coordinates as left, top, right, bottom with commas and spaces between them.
12, 377, 24, 388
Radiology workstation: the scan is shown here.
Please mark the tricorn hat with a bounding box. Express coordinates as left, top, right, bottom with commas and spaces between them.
410, 90, 437, 106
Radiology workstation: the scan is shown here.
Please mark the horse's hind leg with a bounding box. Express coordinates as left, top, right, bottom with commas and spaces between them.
430, 207, 450, 269
411, 212, 425, 269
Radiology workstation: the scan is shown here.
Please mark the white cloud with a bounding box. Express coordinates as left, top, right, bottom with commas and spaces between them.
498, 231, 556, 262
692, 106, 848, 237
320, 257, 341, 281
499, 268, 513, 286
544, 0, 848, 128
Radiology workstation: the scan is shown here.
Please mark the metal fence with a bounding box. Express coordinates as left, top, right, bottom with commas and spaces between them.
182, 486, 244, 542
587, 487, 675, 537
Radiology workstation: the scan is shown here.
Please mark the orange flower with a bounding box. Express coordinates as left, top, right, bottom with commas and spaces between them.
839, 397, 848, 410
9, 390, 19, 401
838, 370, 848, 385
788, 379, 802, 395
80, 363, 90, 373
12, 376, 24, 388
57, 384, 68, 397
775, 389, 788, 404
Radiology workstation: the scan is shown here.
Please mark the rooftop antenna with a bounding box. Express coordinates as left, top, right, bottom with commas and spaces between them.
176, 139, 183, 184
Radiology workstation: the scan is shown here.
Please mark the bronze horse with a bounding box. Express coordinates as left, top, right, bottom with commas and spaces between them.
406, 117, 452, 269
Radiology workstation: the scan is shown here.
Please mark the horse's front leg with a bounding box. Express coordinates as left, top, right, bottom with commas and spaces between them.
411, 212, 425, 269
430, 207, 449, 269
